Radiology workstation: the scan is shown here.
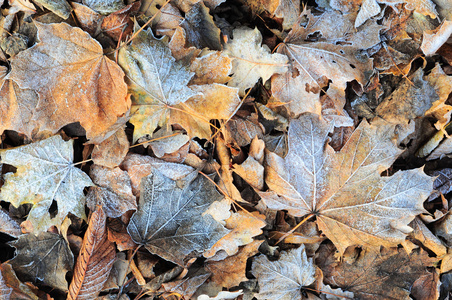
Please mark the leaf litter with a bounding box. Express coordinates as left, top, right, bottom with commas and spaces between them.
0, 0, 451, 300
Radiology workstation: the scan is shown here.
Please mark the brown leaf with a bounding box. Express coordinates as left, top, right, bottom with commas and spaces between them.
91, 128, 130, 168
68, 206, 116, 300
189, 51, 232, 85
0, 209, 21, 238
319, 246, 439, 300
87, 165, 136, 218
9, 22, 129, 139
0, 263, 40, 300
9, 232, 74, 291
260, 114, 433, 255
206, 240, 263, 289
161, 273, 210, 299
101, 2, 140, 41
411, 268, 440, 300
71, 2, 103, 36
410, 217, 447, 257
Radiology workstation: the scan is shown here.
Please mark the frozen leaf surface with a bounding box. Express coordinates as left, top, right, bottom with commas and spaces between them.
68, 206, 116, 300
224, 27, 288, 95
127, 169, 229, 266
118, 27, 199, 141
9, 22, 129, 139
260, 113, 434, 255
9, 232, 74, 291
1, 135, 94, 234
251, 245, 316, 300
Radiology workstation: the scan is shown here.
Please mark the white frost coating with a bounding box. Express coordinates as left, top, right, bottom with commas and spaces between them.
224, 27, 288, 95
1, 135, 94, 234
198, 290, 243, 300
261, 113, 434, 255
252, 245, 316, 300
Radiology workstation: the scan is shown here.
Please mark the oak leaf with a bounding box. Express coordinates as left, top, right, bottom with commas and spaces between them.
1, 135, 94, 234
9, 22, 129, 139
259, 113, 434, 255
224, 27, 289, 95
127, 169, 229, 266
9, 232, 74, 291
68, 206, 116, 300
251, 245, 317, 300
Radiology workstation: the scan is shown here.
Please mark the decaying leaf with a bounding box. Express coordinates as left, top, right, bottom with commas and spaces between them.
260, 113, 433, 255
91, 128, 130, 168
9, 22, 129, 139
9, 232, 74, 291
422, 20, 452, 56
252, 245, 317, 300
0, 263, 40, 300
68, 206, 116, 300
161, 273, 210, 299
127, 169, 229, 266
224, 27, 289, 95
1, 135, 94, 233
0, 209, 21, 238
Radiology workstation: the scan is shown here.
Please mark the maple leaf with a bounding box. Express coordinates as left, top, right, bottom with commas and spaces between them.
318, 244, 439, 299
68, 206, 116, 300
9, 232, 74, 291
127, 169, 229, 266
224, 27, 289, 96
1, 135, 94, 234
251, 245, 317, 300
9, 22, 129, 139
259, 113, 434, 255
118, 27, 199, 141
0, 65, 39, 137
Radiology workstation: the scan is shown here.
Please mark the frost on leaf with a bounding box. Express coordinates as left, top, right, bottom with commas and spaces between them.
259, 113, 434, 255
9, 232, 74, 291
9, 22, 129, 140
251, 245, 317, 300
127, 169, 229, 266
0, 135, 94, 234
224, 27, 288, 96
118, 27, 199, 141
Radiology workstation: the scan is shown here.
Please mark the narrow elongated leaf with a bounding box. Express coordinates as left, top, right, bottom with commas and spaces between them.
127, 169, 229, 266
68, 206, 116, 300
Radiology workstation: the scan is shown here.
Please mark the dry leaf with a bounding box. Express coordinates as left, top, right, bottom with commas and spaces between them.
68, 206, 116, 300
87, 165, 136, 218
204, 211, 266, 258
422, 20, 452, 56
1, 135, 94, 234
0, 209, 21, 238
410, 217, 447, 257
71, 2, 103, 36
252, 245, 317, 300
224, 27, 289, 96
118, 27, 199, 141
320, 247, 438, 299
260, 113, 433, 255
33, 0, 72, 19
127, 169, 229, 266
0, 263, 40, 300
189, 51, 232, 85
101, 2, 140, 41
83, 0, 124, 14
9, 22, 129, 139
9, 232, 74, 291
411, 268, 440, 300
206, 240, 263, 289
91, 128, 130, 168
161, 273, 210, 299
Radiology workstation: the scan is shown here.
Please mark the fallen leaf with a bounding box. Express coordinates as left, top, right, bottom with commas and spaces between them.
0, 263, 40, 300
33, 0, 72, 19
180, 1, 222, 50
91, 128, 130, 168
1, 135, 94, 234
0, 65, 39, 138
83, 0, 124, 14
9, 232, 74, 291
127, 169, 229, 266
161, 273, 210, 299
118, 27, 199, 141
9, 22, 129, 139
320, 247, 438, 300
204, 211, 266, 258
147, 128, 189, 158
274, 0, 300, 30
120, 153, 195, 197
197, 290, 243, 300
206, 240, 263, 289
189, 51, 232, 85
0, 209, 21, 238
71, 2, 103, 36
260, 113, 433, 255
427, 169, 452, 201
87, 165, 136, 218
410, 217, 447, 257
251, 245, 317, 300
411, 268, 440, 300
9, 0, 36, 14
224, 27, 289, 96
68, 206, 116, 300
101, 2, 140, 41
422, 20, 452, 56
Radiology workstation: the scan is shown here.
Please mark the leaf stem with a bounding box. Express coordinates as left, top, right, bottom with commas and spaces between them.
274, 213, 315, 245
